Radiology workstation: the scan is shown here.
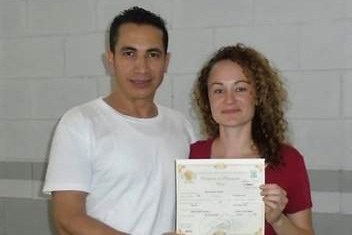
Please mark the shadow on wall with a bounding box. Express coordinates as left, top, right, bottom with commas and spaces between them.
313, 213, 352, 235
0, 197, 55, 234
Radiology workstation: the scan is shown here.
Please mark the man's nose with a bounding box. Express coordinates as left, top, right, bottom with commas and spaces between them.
135, 56, 148, 73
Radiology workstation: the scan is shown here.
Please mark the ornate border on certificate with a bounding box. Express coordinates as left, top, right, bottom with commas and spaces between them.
176, 159, 265, 235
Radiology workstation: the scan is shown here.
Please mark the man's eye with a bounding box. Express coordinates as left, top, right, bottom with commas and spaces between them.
122, 51, 135, 57
148, 52, 161, 58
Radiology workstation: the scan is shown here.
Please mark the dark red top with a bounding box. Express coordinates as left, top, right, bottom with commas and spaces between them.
190, 139, 313, 235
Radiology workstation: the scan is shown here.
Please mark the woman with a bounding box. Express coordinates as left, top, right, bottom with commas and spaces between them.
190, 43, 314, 235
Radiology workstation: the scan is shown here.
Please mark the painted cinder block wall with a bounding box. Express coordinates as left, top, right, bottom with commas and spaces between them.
0, 0, 351, 234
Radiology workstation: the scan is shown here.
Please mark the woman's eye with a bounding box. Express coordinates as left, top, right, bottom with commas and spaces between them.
235, 86, 248, 92
213, 89, 224, 94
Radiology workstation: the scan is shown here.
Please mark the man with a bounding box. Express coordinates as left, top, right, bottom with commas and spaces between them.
43, 6, 196, 235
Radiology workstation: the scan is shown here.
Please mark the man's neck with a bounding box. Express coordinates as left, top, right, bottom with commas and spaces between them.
103, 94, 158, 118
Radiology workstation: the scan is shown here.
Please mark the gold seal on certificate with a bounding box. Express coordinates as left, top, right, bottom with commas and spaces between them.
176, 159, 265, 235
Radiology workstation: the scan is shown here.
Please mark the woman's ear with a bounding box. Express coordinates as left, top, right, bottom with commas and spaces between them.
255, 97, 261, 106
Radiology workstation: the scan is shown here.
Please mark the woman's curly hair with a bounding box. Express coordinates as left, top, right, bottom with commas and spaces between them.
193, 43, 288, 166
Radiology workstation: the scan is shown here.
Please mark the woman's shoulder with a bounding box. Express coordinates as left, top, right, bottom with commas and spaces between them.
280, 143, 306, 165
190, 139, 213, 159
191, 139, 212, 147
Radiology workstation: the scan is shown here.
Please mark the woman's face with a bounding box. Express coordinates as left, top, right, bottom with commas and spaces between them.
207, 60, 256, 129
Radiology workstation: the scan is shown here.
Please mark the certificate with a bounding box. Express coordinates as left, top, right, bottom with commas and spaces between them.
176, 159, 265, 235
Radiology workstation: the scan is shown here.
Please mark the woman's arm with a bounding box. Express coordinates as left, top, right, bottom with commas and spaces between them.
261, 184, 314, 235
271, 209, 314, 235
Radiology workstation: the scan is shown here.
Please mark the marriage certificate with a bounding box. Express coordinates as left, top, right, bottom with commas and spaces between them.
176, 159, 265, 235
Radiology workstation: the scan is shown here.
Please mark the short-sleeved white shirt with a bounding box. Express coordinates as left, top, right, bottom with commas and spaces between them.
43, 98, 196, 235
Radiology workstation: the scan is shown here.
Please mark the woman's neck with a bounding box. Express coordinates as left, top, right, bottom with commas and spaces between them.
211, 126, 258, 159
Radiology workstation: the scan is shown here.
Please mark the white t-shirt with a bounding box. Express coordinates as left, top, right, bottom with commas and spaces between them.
43, 98, 196, 235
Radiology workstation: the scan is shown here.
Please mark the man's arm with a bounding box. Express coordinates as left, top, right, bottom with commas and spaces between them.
52, 191, 128, 235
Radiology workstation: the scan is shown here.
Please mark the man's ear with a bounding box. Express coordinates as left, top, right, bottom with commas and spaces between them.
105, 50, 115, 75
106, 50, 114, 64
164, 52, 171, 73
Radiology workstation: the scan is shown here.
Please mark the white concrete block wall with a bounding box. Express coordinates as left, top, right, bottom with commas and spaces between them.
290, 120, 346, 169
341, 193, 352, 214
155, 75, 172, 108
0, 179, 32, 198
172, 75, 195, 116
285, 71, 341, 119
300, 21, 349, 70
345, 0, 352, 18
0, 79, 31, 119
0, 38, 64, 78
0, 120, 56, 161
96, 75, 114, 97
0, 0, 351, 234
27, 0, 96, 35
96, 0, 172, 31
168, 28, 214, 74
30, 78, 98, 119
215, 25, 300, 70
343, 72, 352, 117
343, 121, 352, 170
65, 33, 107, 77
254, 0, 345, 24
0, 0, 26, 37
311, 192, 340, 213
172, 0, 253, 28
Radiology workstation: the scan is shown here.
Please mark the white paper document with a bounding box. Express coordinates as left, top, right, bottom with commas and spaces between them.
176, 159, 265, 235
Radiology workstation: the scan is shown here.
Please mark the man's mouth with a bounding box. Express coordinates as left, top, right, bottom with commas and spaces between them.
130, 78, 151, 87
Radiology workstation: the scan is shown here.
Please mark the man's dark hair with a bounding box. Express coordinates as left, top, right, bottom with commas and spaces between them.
109, 6, 168, 53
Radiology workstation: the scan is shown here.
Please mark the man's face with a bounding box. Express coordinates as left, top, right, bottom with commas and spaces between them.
107, 23, 169, 103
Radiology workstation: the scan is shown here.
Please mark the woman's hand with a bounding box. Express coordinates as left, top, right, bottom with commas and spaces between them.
260, 183, 288, 225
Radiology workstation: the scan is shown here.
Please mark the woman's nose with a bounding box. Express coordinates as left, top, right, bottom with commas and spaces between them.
224, 90, 236, 104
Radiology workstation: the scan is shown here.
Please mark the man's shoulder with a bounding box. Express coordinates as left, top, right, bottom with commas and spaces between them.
158, 104, 180, 113
59, 98, 102, 127
158, 104, 186, 120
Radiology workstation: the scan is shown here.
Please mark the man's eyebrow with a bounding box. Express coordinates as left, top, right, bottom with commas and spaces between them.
120, 46, 137, 51
118, 47, 164, 54
146, 48, 163, 54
